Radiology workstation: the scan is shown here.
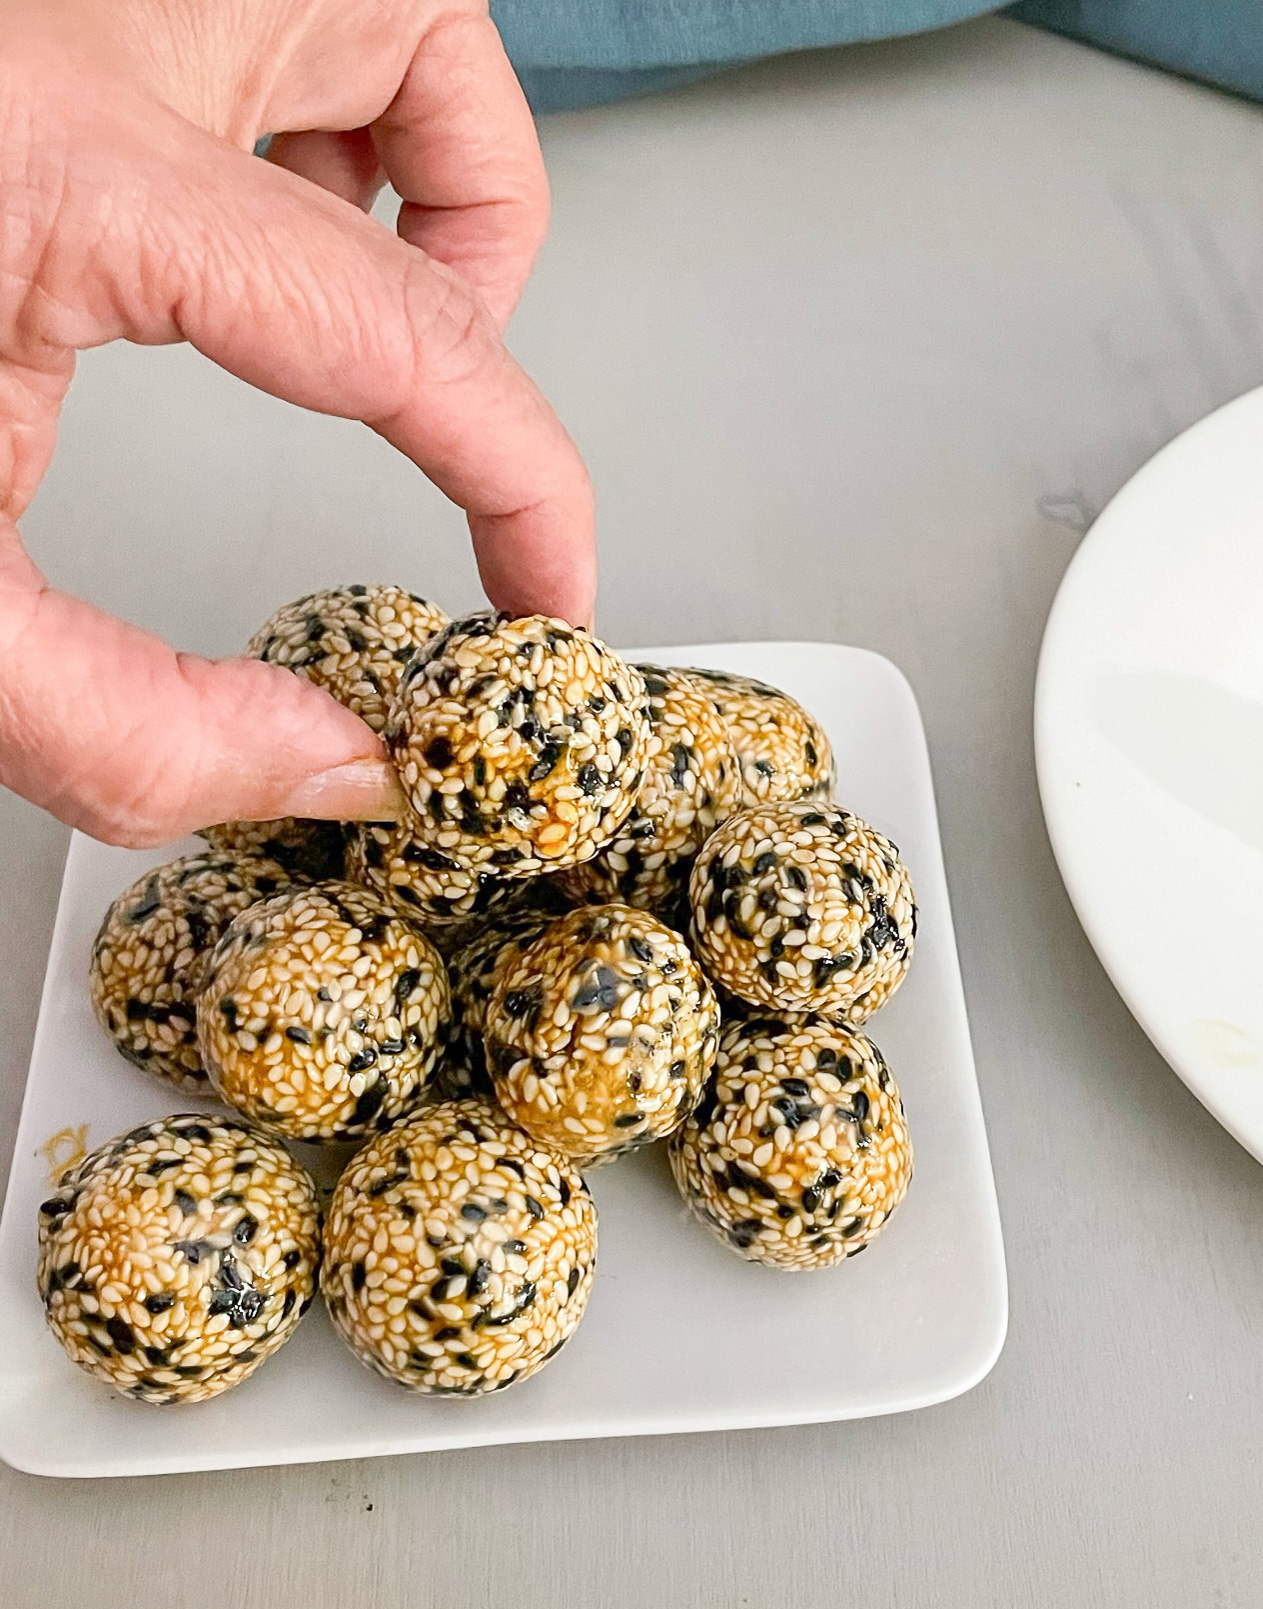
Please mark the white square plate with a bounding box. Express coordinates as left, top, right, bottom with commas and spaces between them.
0, 641, 1005, 1478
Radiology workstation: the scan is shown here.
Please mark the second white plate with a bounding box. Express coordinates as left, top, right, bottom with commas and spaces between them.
1037, 387, 1263, 1161
0, 640, 1005, 1478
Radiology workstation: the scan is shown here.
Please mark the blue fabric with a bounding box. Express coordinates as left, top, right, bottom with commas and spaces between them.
490, 0, 1263, 112
493, 1, 997, 70
1009, 0, 1263, 104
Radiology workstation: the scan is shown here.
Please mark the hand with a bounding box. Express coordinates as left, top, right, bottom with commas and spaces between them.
0, 0, 595, 846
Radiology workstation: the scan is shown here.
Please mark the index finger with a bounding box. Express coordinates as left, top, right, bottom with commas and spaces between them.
372, 6, 549, 329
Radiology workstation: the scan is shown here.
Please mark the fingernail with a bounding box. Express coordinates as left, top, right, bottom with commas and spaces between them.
279, 760, 408, 822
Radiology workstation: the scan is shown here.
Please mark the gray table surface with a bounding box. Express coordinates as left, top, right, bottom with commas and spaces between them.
4, 16, 1263, 1606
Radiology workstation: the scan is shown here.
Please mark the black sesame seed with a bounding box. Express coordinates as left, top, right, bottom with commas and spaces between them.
106, 1316, 136, 1353
351, 1260, 367, 1292
424, 736, 455, 771
523, 1194, 544, 1220
529, 740, 564, 781
46, 1259, 80, 1292
393, 969, 421, 1008
127, 878, 162, 921
613, 1112, 645, 1129
572, 966, 620, 1011
352, 1081, 386, 1124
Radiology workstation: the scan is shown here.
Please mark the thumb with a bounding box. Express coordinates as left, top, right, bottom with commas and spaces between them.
0, 526, 404, 847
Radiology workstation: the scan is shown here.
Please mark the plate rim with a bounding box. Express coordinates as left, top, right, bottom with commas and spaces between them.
1034, 384, 1263, 1165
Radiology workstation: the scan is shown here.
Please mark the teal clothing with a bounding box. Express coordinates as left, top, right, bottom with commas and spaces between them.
490, 0, 1263, 112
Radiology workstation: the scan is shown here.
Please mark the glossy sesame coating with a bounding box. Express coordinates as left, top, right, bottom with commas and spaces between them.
197, 883, 449, 1142
384, 613, 652, 877
560, 664, 742, 917
199, 817, 348, 883
669, 1019, 911, 1269
36, 1113, 320, 1403
322, 1101, 596, 1395
682, 667, 834, 806
689, 802, 915, 1023
485, 905, 719, 1163
347, 813, 528, 926
90, 853, 292, 1090
245, 584, 450, 735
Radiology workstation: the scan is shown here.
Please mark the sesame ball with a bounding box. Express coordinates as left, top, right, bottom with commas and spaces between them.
197, 883, 449, 1142
347, 813, 527, 926
689, 802, 915, 1023
199, 817, 348, 883
484, 905, 719, 1163
683, 667, 834, 806
36, 1113, 320, 1403
385, 613, 652, 877
245, 583, 450, 735
322, 1100, 597, 1395
90, 853, 292, 1090
560, 663, 741, 919
669, 1018, 911, 1269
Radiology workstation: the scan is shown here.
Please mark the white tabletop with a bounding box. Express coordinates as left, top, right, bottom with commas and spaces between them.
4, 16, 1263, 1606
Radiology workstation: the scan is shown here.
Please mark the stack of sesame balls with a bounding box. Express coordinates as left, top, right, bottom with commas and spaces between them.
50, 586, 917, 1411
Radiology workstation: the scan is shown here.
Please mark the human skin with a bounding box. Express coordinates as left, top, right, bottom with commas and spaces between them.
0, 0, 596, 845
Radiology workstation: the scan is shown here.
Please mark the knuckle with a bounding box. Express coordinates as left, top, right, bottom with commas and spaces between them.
399, 254, 494, 385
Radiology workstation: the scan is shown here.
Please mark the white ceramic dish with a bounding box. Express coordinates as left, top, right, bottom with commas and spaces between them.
0, 640, 1005, 1478
1038, 387, 1263, 1161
